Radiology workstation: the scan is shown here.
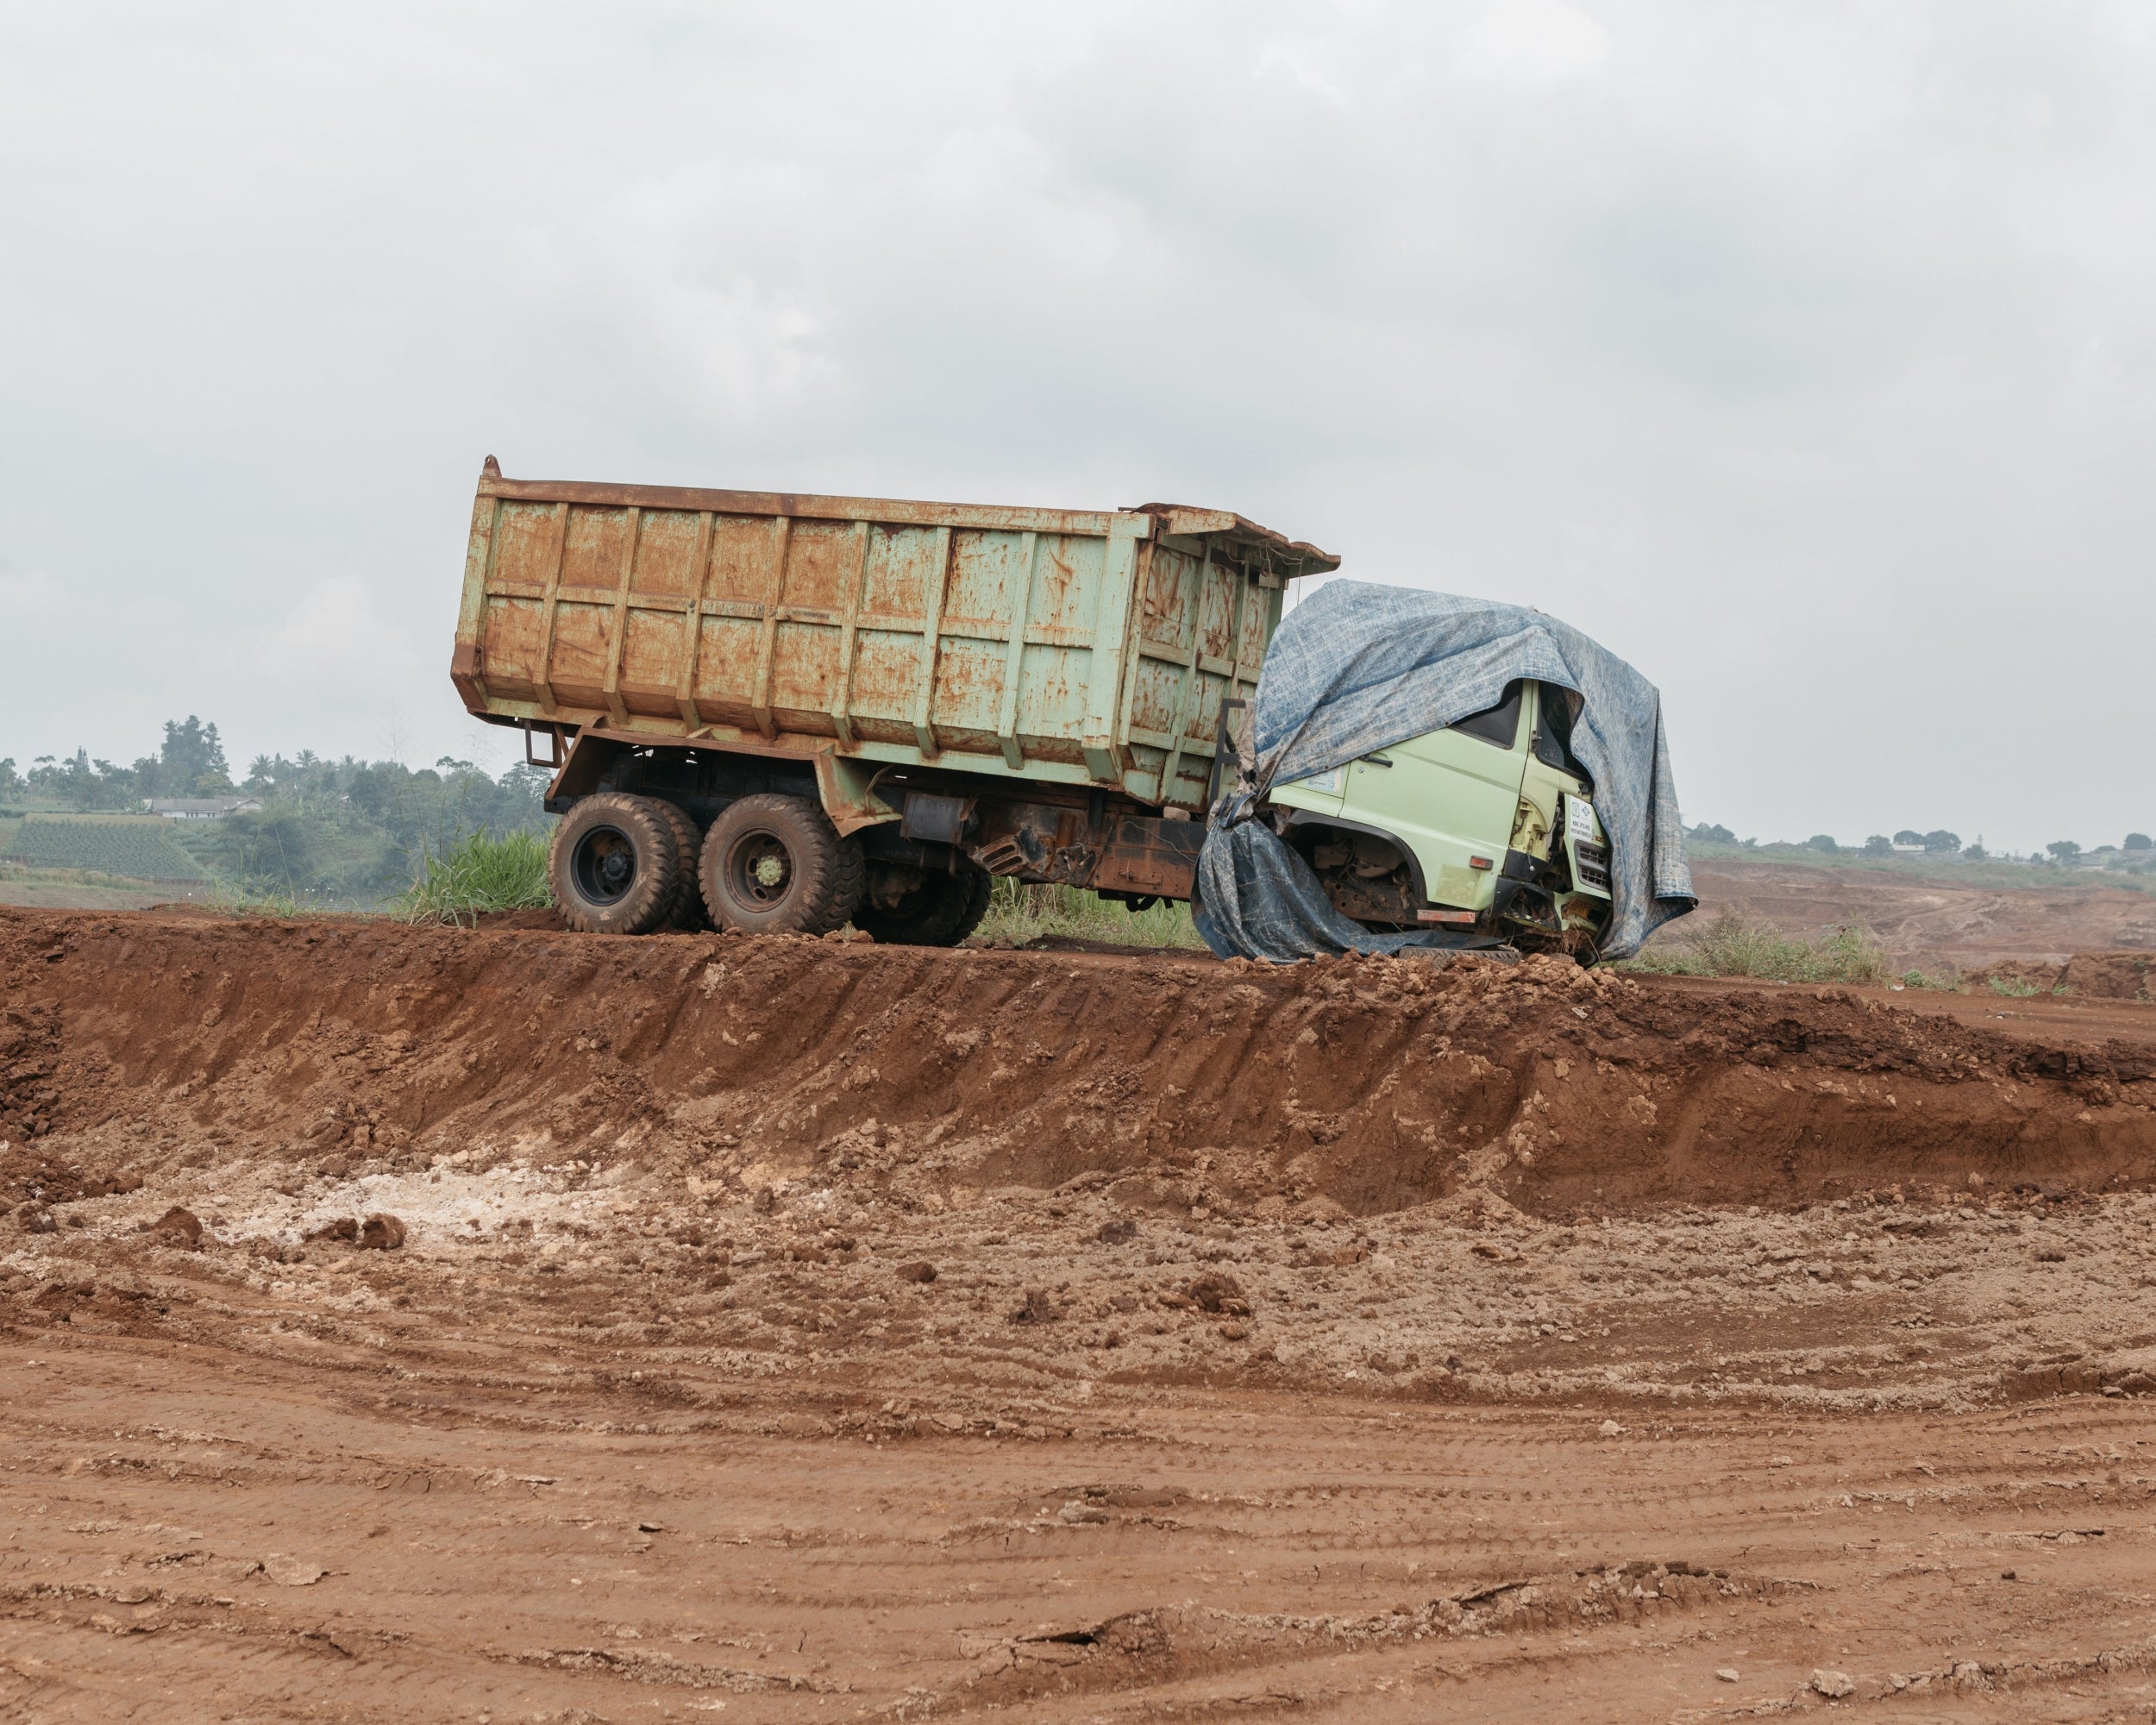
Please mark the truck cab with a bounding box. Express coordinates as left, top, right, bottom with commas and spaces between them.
1265, 679, 1611, 956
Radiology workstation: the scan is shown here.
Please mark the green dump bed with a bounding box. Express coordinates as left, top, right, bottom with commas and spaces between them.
451, 461, 1338, 812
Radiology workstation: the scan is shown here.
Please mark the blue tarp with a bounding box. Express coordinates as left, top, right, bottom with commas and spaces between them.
1192, 581, 1695, 963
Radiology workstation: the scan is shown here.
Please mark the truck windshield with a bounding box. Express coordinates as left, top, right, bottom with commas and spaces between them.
1449, 681, 1523, 750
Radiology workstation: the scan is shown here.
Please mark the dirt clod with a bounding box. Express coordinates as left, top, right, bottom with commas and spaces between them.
147, 1206, 202, 1247
897, 1261, 937, 1283
262, 1557, 325, 1587
1009, 1287, 1060, 1324
1184, 1272, 1250, 1316
358, 1213, 406, 1251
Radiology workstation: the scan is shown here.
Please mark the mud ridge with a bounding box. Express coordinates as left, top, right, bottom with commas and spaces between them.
5, 908, 2154, 1220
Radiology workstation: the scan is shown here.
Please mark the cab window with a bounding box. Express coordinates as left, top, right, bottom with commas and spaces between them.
1532, 681, 1592, 784
1449, 681, 1522, 750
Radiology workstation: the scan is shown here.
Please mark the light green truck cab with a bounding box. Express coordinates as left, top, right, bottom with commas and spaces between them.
1266, 679, 1613, 955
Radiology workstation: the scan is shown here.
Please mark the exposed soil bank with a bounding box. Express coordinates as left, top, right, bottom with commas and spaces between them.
7, 909, 2155, 1222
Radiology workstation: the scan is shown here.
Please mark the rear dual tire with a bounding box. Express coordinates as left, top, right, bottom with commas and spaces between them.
551, 790, 985, 943
856, 864, 993, 947
697, 793, 864, 937
547, 794, 688, 936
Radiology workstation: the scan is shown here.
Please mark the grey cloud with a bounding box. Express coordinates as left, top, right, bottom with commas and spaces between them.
1, 1, 2151, 850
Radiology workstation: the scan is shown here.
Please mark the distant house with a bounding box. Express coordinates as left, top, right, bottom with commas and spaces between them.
143, 796, 263, 820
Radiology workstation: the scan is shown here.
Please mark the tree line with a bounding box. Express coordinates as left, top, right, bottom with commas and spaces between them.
0, 717, 550, 903
1688, 822, 2152, 866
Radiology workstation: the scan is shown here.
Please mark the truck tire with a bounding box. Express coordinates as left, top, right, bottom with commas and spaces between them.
548, 793, 686, 936
649, 800, 711, 930
856, 863, 993, 947
699, 794, 863, 936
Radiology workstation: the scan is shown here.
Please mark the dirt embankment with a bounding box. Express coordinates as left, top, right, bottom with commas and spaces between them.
9, 908, 2156, 1722
6, 909, 2154, 1221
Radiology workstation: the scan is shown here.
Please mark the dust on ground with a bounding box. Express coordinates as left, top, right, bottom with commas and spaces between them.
5, 907, 2156, 1722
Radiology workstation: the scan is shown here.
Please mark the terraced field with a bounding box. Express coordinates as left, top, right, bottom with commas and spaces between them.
0, 815, 209, 883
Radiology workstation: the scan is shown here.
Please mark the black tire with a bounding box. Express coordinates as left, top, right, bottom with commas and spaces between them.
698, 794, 864, 936
547, 793, 686, 936
856, 862, 993, 947
649, 800, 711, 930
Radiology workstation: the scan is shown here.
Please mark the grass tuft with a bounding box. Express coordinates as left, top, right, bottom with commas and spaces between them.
395, 830, 552, 926
1625, 910, 1887, 985
973, 878, 1207, 950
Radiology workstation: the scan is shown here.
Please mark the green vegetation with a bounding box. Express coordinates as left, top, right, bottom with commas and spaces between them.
1988, 975, 2042, 1000
0, 816, 210, 881
177, 754, 550, 904
4, 715, 553, 906
1625, 911, 1886, 985
12, 717, 235, 809
975, 879, 1208, 950
395, 830, 553, 925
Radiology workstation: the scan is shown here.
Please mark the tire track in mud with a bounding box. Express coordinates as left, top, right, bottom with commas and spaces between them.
6, 1334, 2156, 1723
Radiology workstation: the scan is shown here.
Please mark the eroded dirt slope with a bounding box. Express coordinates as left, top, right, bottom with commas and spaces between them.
7, 907, 2155, 1219
6, 908, 2156, 1722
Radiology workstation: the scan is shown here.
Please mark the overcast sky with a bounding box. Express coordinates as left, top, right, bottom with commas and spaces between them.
3, 2, 2151, 853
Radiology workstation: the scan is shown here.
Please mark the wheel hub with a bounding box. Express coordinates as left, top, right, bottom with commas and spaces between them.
728, 831, 794, 907
571, 827, 638, 906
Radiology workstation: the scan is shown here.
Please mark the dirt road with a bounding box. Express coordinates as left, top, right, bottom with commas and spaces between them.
5, 909, 2156, 1722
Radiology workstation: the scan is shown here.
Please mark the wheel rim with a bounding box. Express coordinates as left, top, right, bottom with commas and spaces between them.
570, 824, 639, 906
724, 828, 795, 911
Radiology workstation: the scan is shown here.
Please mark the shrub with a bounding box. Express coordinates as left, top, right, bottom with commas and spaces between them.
1806, 834, 1839, 855
396, 830, 551, 925
1864, 835, 1892, 856
1898, 969, 1958, 991
973, 879, 1206, 950
1625, 911, 1885, 985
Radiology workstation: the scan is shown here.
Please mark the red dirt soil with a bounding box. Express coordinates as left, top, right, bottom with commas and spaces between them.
6, 907, 2156, 1722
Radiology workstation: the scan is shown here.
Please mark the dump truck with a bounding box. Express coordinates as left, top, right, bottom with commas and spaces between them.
448, 461, 1619, 954
450, 460, 1337, 938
